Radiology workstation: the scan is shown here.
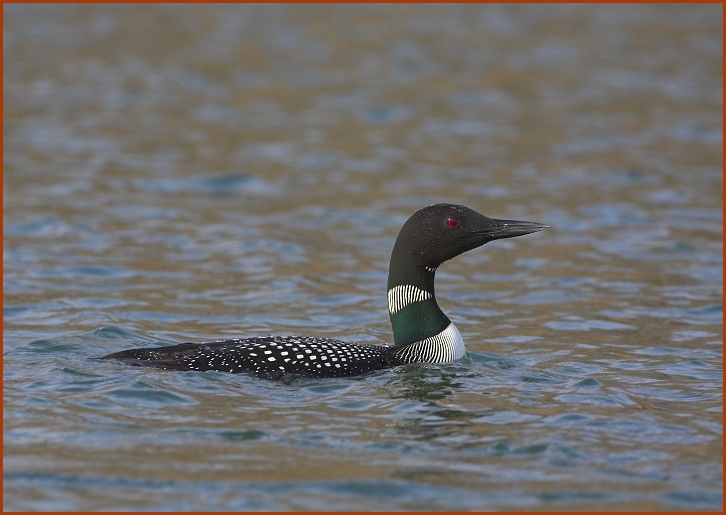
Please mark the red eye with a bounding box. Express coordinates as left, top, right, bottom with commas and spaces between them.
446, 216, 459, 227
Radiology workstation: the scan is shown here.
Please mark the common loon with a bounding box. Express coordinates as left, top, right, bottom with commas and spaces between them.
99, 203, 547, 379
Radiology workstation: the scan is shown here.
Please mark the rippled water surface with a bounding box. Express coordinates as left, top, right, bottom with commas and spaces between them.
4, 4, 722, 511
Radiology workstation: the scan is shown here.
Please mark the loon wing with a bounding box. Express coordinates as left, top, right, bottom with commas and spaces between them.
97, 336, 395, 377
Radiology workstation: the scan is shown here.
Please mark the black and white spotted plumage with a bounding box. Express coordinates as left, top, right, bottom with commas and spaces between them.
98, 204, 547, 379
99, 335, 439, 379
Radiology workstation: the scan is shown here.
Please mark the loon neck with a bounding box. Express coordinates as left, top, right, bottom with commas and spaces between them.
383, 202, 549, 351
387, 266, 451, 347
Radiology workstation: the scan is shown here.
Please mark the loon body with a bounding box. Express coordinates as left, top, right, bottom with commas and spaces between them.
99, 204, 547, 379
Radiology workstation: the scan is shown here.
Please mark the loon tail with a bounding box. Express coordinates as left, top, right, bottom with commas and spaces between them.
95, 343, 202, 370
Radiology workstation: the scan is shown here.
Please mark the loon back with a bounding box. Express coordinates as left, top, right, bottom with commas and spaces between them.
98, 203, 548, 379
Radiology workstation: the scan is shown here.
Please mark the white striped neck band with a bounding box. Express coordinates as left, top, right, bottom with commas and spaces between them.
387, 284, 433, 315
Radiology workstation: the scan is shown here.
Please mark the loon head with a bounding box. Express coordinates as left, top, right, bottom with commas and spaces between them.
389, 203, 549, 274
386, 203, 548, 348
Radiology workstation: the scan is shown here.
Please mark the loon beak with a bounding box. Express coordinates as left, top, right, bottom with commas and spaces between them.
481, 218, 550, 240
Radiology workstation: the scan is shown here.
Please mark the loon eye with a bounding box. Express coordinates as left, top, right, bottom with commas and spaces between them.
446, 216, 460, 228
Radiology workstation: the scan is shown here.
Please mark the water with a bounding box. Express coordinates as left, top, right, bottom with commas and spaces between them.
4, 4, 722, 511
